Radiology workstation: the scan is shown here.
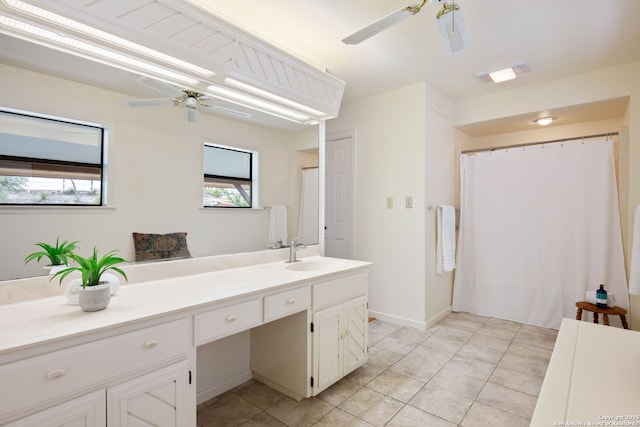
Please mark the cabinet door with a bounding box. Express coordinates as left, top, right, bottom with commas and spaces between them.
343, 296, 368, 375
312, 304, 343, 394
5, 390, 106, 427
107, 361, 188, 427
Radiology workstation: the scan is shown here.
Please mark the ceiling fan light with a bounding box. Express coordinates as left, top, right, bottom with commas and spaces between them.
185, 106, 197, 123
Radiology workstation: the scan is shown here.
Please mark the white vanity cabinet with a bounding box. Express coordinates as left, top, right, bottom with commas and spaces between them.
0, 318, 193, 426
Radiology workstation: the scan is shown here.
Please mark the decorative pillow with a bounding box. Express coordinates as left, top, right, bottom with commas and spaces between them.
132, 232, 191, 262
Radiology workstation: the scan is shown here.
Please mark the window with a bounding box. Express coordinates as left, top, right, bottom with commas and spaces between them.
0, 108, 106, 206
203, 144, 257, 208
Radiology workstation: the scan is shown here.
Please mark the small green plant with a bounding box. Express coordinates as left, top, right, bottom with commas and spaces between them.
51, 247, 128, 289
38, 191, 49, 201
24, 237, 79, 266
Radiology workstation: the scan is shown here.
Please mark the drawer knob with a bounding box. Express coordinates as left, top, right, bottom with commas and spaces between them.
144, 339, 159, 349
46, 369, 67, 380
226, 315, 237, 323
287, 298, 296, 305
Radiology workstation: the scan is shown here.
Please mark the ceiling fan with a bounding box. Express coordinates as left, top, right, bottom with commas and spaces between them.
125, 77, 250, 123
342, 0, 469, 53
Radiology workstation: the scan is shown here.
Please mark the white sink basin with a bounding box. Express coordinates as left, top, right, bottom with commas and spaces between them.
285, 260, 337, 272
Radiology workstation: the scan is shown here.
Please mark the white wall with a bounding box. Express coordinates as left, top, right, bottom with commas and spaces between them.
327, 82, 432, 328
0, 64, 316, 280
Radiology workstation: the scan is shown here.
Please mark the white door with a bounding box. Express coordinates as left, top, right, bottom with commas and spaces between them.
6, 390, 106, 427
325, 135, 354, 259
107, 361, 189, 427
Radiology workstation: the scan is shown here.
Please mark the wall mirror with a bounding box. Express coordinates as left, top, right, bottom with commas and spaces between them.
0, 31, 322, 281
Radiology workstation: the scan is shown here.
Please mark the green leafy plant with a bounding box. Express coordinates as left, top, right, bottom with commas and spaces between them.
52, 247, 128, 289
24, 237, 79, 266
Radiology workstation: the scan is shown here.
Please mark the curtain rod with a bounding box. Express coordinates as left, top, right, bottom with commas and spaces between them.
461, 132, 619, 155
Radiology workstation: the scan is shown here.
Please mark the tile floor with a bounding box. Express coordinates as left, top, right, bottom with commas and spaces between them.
197, 311, 558, 426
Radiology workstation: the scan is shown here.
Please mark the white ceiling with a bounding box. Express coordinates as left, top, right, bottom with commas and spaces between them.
1, 0, 639, 135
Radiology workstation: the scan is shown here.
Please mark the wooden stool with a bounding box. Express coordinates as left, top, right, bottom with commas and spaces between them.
575, 301, 629, 329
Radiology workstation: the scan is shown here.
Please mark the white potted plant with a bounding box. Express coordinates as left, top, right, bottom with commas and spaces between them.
52, 247, 128, 312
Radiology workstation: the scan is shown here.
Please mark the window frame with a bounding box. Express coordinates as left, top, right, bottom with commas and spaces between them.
203, 143, 258, 209
0, 107, 107, 207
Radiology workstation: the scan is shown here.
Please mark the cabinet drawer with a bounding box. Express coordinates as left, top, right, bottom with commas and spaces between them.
0, 318, 190, 420
313, 272, 368, 310
264, 286, 310, 322
194, 298, 263, 345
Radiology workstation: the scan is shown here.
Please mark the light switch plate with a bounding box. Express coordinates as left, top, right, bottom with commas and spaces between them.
386, 197, 393, 209
406, 196, 413, 208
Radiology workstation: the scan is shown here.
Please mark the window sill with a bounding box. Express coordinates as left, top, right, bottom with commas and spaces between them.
0, 206, 116, 215
198, 207, 264, 213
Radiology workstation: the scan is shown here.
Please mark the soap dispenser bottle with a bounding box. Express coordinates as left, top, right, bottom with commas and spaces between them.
596, 284, 608, 308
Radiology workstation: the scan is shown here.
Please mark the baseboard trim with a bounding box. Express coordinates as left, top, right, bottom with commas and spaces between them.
368, 306, 452, 331
196, 370, 253, 405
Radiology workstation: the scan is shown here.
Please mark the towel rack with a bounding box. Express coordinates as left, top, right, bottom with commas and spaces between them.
428, 205, 459, 211
264, 205, 288, 209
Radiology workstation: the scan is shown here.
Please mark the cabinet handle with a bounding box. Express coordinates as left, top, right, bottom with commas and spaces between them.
286, 298, 296, 305
46, 368, 67, 380
144, 339, 159, 349
226, 315, 237, 323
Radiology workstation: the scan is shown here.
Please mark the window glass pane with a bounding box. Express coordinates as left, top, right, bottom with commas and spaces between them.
0, 111, 102, 164
0, 109, 105, 206
203, 178, 251, 208
204, 145, 250, 179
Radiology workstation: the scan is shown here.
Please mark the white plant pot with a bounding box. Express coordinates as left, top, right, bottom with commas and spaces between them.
100, 272, 121, 296
78, 283, 111, 312
45, 264, 67, 275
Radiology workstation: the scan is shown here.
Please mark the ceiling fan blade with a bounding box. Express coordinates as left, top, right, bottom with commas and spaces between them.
342, 6, 416, 45
137, 77, 185, 98
125, 98, 176, 108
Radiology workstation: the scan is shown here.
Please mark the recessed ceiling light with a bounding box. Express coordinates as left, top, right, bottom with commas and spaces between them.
475, 61, 529, 83
534, 117, 555, 126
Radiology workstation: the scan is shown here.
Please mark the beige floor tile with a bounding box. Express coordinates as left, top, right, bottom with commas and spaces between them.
390, 327, 434, 346
387, 405, 457, 427
408, 387, 474, 424
419, 333, 467, 356
389, 349, 450, 382
374, 336, 418, 355
239, 411, 287, 426
367, 346, 405, 368
498, 353, 549, 378
316, 378, 362, 406
467, 333, 511, 353
367, 331, 386, 347
441, 318, 484, 333
198, 392, 261, 427
506, 341, 553, 362
460, 401, 530, 427
232, 379, 287, 410
488, 366, 544, 397
345, 362, 387, 386
431, 325, 475, 343
445, 355, 497, 381
476, 323, 519, 341
476, 382, 538, 420
365, 370, 425, 403
447, 311, 490, 324
485, 317, 522, 331
312, 408, 374, 426
427, 367, 486, 400
339, 388, 404, 427
368, 320, 402, 336
266, 397, 333, 427
456, 341, 505, 364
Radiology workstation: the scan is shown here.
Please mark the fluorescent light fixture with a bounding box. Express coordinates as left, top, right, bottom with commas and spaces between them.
0, 15, 200, 85
4, 0, 215, 77
207, 84, 316, 124
225, 78, 328, 117
535, 117, 555, 126
475, 61, 529, 83
436, 2, 469, 53
489, 68, 517, 83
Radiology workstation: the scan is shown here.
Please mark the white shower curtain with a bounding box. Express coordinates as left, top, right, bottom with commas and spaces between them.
452, 139, 628, 329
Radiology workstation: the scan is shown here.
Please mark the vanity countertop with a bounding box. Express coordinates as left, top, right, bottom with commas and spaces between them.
0, 255, 372, 356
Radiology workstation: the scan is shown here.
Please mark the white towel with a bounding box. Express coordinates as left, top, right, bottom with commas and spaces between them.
629, 204, 640, 295
585, 290, 616, 308
436, 205, 456, 274
268, 206, 288, 248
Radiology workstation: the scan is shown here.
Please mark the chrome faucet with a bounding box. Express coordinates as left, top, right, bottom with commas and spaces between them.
287, 237, 306, 263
